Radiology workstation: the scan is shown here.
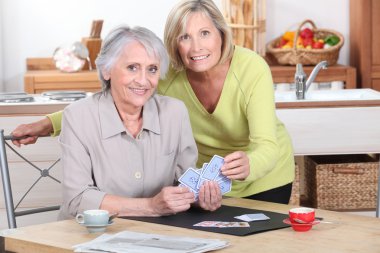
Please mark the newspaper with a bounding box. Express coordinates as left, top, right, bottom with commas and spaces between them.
73, 230, 229, 253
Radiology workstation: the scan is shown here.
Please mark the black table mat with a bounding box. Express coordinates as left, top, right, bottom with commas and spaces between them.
122, 205, 290, 236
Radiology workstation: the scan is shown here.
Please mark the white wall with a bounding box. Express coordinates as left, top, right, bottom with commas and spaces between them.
0, 0, 349, 92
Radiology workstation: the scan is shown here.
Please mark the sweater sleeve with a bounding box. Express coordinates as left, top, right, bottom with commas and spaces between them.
47, 110, 63, 137
244, 61, 280, 182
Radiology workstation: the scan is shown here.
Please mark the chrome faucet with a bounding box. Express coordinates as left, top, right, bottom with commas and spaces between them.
295, 61, 328, 99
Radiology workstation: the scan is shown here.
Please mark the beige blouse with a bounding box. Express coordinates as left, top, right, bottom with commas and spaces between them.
58, 91, 197, 219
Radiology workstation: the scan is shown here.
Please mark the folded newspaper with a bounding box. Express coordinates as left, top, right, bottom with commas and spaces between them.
73, 230, 229, 253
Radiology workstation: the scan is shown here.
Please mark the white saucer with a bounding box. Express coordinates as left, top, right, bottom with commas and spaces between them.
79, 220, 114, 233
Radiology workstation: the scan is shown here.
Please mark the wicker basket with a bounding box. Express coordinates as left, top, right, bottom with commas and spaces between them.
266, 19, 344, 66
289, 164, 300, 206
304, 155, 379, 211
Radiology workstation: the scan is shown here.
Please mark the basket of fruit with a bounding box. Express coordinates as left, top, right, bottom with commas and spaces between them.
266, 19, 344, 65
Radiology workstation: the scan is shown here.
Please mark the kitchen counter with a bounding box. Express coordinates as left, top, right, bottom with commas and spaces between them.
276, 99, 380, 109
0, 93, 91, 116
274, 89, 380, 155
276, 106, 380, 155
275, 89, 380, 109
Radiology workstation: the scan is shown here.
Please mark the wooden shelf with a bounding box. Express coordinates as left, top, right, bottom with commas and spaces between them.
23, 61, 356, 94
24, 70, 101, 94
269, 64, 357, 89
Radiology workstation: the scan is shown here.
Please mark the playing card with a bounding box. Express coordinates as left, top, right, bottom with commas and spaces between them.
178, 168, 201, 191
214, 222, 250, 228
214, 171, 227, 182
234, 213, 270, 222
193, 221, 220, 227
201, 155, 224, 180
218, 177, 232, 195
178, 183, 199, 201
196, 177, 209, 190
194, 221, 249, 228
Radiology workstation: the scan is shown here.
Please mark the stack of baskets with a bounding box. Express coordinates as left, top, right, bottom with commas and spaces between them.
304, 154, 378, 210
266, 19, 344, 65
289, 164, 300, 206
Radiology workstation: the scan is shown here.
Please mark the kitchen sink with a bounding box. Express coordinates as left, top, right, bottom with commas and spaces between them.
275, 89, 380, 102
274, 88, 380, 155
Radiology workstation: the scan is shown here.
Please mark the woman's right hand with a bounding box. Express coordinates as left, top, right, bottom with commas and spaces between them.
150, 186, 195, 216
221, 151, 250, 180
11, 117, 53, 147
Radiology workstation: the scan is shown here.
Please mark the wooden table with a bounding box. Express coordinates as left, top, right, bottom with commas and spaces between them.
2, 198, 380, 253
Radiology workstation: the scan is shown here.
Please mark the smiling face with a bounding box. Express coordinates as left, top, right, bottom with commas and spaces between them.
177, 11, 223, 73
103, 41, 160, 113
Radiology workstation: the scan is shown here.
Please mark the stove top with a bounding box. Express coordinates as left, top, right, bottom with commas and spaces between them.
41, 91, 87, 101
0, 91, 89, 104
0, 94, 34, 103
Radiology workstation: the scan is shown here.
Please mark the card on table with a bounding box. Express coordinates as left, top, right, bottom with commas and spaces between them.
234, 213, 270, 222
193, 221, 250, 228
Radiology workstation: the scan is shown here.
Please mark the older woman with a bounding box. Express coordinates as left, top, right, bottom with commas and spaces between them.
160, 0, 295, 204
57, 25, 221, 219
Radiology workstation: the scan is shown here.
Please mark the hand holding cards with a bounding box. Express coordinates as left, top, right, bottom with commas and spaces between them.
178, 155, 232, 199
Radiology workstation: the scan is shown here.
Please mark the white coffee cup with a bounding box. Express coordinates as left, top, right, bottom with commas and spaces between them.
76, 209, 109, 226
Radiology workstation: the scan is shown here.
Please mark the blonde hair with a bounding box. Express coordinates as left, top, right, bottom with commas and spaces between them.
164, 0, 234, 71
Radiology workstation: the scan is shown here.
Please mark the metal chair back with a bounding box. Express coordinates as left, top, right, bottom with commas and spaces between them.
0, 129, 61, 228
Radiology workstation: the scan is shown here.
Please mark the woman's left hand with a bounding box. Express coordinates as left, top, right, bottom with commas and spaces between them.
221, 151, 250, 180
197, 181, 222, 211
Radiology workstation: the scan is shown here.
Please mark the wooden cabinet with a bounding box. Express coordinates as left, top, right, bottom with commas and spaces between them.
24, 70, 101, 94
350, 0, 380, 91
24, 61, 357, 94
269, 64, 356, 89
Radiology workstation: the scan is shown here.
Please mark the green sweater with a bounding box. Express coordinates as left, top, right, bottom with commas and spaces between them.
49, 46, 294, 197
158, 46, 294, 197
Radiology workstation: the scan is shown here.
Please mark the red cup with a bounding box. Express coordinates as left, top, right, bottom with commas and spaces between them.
289, 207, 315, 224
290, 222, 313, 232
